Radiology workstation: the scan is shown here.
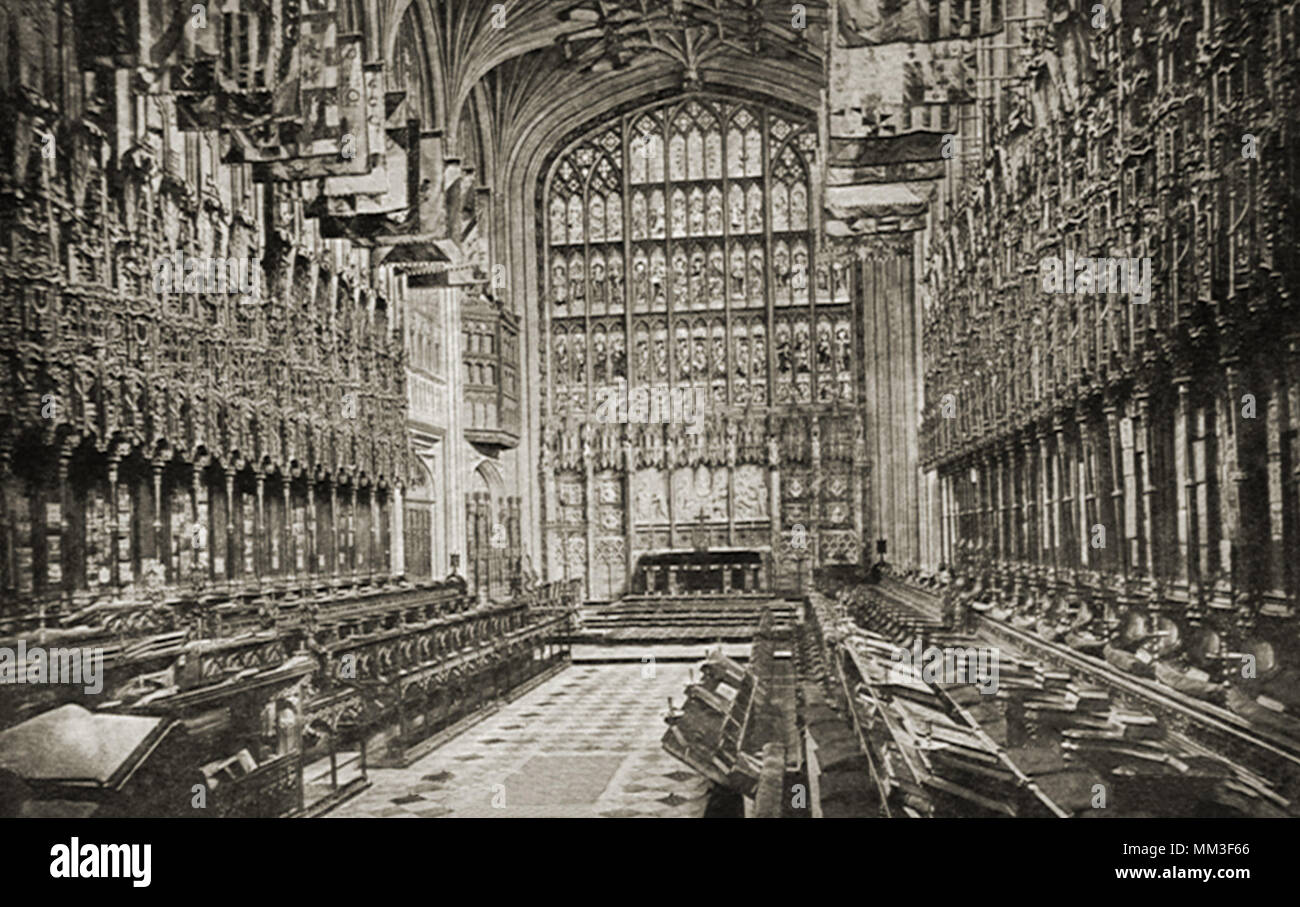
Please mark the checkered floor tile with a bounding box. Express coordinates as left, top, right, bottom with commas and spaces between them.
324, 663, 711, 818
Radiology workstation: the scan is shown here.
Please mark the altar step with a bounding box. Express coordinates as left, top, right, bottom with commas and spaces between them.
571, 597, 798, 644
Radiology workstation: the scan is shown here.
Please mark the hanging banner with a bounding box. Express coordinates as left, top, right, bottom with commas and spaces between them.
836, 0, 1004, 46
311, 124, 444, 240
829, 37, 975, 164
220, 0, 344, 166
310, 123, 414, 231
249, 32, 375, 181
171, 0, 292, 130
314, 63, 394, 199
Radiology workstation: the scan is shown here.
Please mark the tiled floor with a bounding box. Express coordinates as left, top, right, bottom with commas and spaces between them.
324, 662, 712, 818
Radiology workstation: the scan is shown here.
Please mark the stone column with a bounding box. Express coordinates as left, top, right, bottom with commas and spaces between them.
283, 477, 295, 587
1021, 437, 1036, 570
370, 483, 381, 581
392, 483, 405, 578
107, 450, 122, 591
1038, 429, 1053, 576
1103, 402, 1125, 577
852, 412, 866, 563
305, 478, 317, 580
582, 425, 595, 600
350, 481, 359, 579
768, 432, 781, 573
225, 467, 237, 587
809, 416, 822, 566
1173, 378, 1192, 591
152, 459, 167, 582
1266, 372, 1288, 600
256, 469, 268, 584
623, 434, 634, 593
193, 458, 209, 582
1136, 391, 1157, 582
1117, 404, 1138, 577
328, 479, 339, 584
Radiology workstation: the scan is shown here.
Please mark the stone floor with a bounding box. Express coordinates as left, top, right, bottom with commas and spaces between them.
324, 662, 712, 818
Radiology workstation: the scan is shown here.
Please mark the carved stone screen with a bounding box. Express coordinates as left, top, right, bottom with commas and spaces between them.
539, 94, 865, 600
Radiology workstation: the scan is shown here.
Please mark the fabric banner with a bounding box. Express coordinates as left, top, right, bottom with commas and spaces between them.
316, 63, 393, 200
143, 0, 293, 130
830, 39, 974, 138
313, 125, 410, 213
836, 0, 1003, 46
829, 37, 975, 165
220, 0, 343, 165
249, 32, 374, 181
313, 126, 437, 240
139, 0, 219, 68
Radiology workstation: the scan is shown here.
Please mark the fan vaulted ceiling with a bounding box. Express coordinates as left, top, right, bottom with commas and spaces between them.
386, 0, 827, 165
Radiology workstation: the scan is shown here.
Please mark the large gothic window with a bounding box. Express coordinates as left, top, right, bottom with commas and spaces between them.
542, 95, 853, 416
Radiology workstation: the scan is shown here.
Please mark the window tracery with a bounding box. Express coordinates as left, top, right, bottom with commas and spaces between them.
542, 95, 852, 416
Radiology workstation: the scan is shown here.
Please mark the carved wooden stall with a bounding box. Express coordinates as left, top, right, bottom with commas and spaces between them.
0, 0, 566, 817
918, 0, 1300, 711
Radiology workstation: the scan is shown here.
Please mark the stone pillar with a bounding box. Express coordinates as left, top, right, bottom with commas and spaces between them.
767, 432, 781, 576
993, 450, 1006, 570
582, 425, 595, 601
225, 467, 237, 587
107, 451, 122, 591
1038, 429, 1053, 575
283, 477, 295, 587
809, 416, 822, 566
1288, 339, 1300, 600
1102, 402, 1125, 577
1136, 391, 1157, 582
852, 412, 866, 563
328, 479, 340, 584
1075, 415, 1091, 570
1119, 405, 1140, 577
1053, 417, 1069, 573
541, 437, 556, 581
370, 483, 381, 581
305, 479, 317, 580
1021, 438, 1035, 570
1173, 378, 1193, 591
350, 482, 360, 579
1266, 372, 1288, 600
726, 422, 737, 549
247, 471, 261, 581
193, 459, 209, 581
392, 483, 405, 578
152, 459, 166, 582
622, 434, 635, 593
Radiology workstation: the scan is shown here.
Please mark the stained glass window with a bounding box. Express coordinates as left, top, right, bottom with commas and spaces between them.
543, 96, 852, 415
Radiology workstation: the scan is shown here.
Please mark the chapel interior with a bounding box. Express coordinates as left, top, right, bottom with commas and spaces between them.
1, 0, 1299, 820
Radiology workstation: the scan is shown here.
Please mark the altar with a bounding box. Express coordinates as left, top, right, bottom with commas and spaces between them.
634, 550, 768, 596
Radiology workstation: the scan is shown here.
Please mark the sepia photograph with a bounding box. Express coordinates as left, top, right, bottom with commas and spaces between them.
0, 0, 1294, 888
